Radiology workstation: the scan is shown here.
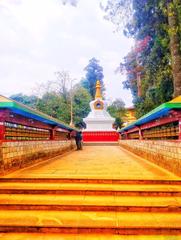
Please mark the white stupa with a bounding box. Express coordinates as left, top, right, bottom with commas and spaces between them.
83, 80, 115, 131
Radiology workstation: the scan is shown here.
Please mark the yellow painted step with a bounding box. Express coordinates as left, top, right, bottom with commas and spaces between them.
0, 210, 181, 228
0, 233, 181, 240
0, 194, 180, 207
0, 182, 181, 191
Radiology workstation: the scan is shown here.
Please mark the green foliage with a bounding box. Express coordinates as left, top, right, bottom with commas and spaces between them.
107, 99, 126, 129
11, 71, 92, 128
36, 92, 71, 123
73, 85, 91, 128
81, 58, 104, 99
103, 0, 181, 117
36, 85, 91, 128
10, 93, 39, 108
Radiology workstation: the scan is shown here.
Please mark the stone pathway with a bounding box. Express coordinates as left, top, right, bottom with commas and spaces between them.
4, 146, 179, 179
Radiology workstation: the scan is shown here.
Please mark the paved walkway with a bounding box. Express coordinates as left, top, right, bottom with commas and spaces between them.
5, 146, 179, 179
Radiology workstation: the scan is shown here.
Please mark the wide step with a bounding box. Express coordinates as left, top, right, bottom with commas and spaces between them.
1, 233, 181, 240
1, 178, 181, 184
0, 210, 181, 234
0, 178, 181, 237
0, 194, 181, 212
0, 182, 181, 196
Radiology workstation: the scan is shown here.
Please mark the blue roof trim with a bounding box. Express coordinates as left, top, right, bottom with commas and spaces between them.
5, 107, 73, 131
120, 105, 174, 133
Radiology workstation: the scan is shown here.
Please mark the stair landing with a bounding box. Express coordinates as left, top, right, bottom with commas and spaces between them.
3, 146, 179, 180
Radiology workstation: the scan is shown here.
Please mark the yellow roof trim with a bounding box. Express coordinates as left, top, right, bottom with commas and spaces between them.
0, 95, 13, 102
169, 95, 181, 103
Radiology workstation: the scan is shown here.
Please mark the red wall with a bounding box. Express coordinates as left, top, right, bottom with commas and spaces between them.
83, 131, 119, 142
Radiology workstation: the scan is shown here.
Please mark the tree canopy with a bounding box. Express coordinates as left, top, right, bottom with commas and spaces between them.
10, 71, 91, 128
81, 58, 105, 99
103, 0, 181, 117
10, 93, 38, 109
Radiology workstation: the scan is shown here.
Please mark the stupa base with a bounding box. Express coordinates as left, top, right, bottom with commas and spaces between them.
83, 131, 119, 142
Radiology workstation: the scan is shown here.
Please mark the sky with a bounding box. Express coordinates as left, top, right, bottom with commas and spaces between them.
0, 0, 133, 106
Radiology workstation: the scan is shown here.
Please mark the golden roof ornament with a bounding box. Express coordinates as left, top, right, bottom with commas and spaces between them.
95, 80, 102, 99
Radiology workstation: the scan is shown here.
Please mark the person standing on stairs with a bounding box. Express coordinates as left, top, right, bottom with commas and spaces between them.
75, 131, 83, 150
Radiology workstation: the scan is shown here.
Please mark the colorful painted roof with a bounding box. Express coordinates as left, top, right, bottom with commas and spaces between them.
120, 96, 181, 132
0, 95, 77, 131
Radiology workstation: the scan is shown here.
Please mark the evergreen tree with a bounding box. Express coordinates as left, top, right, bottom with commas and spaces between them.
81, 58, 104, 99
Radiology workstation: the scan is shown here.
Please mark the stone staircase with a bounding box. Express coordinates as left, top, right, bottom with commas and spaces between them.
0, 178, 181, 239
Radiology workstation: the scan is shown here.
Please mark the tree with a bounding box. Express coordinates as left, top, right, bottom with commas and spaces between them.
48, 71, 73, 101
10, 93, 39, 108
167, 0, 181, 97
10, 69, 91, 128
36, 85, 91, 127
107, 99, 125, 129
81, 58, 104, 99
33, 70, 91, 127
36, 92, 71, 123
102, 0, 181, 117
100, 0, 133, 32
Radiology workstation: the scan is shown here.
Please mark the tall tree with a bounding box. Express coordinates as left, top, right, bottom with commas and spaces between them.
81, 58, 104, 99
167, 0, 181, 97
102, 0, 181, 116
48, 71, 73, 101
34, 70, 91, 127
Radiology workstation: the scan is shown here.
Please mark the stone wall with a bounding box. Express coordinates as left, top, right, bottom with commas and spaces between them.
0, 140, 75, 175
119, 140, 181, 177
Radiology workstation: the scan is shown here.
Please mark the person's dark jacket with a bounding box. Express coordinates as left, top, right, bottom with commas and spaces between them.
75, 132, 82, 141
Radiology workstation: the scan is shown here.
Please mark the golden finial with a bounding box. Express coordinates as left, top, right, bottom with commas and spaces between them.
95, 80, 102, 99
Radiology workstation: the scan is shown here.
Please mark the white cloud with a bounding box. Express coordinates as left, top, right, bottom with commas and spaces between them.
0, 0, 133, 106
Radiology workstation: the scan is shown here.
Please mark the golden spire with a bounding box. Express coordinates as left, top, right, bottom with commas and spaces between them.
95, 80, 102, 99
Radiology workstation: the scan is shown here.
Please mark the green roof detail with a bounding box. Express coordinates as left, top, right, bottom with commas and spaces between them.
120, 97, 181, 132
0, 95, 77, 131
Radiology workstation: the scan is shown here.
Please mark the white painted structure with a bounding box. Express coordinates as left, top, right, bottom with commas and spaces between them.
83, 81, 115, 131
